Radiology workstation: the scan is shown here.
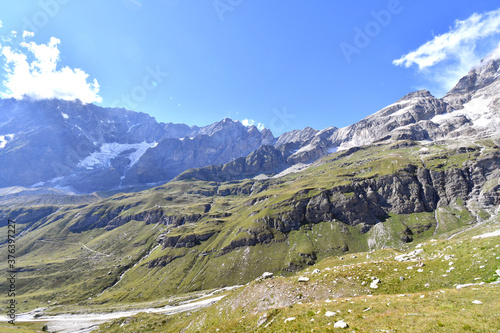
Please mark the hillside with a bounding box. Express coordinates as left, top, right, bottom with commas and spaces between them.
0, 136, 498, 314
95, 233, 500, 333
5, 227, 500, 332
0, 52, 499, 333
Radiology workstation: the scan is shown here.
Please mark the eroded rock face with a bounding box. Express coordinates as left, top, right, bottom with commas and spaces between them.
252, 154, 499, 234
0, 100, 276, 193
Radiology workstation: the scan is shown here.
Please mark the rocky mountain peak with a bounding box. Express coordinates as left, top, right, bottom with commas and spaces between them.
446, 58, 500, 97
275, 127, 319, 146
396, 90, 433, 102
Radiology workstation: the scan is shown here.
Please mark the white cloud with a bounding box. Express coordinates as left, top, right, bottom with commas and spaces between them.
479, 41, 500, 64
241, 118, 265, 131
393, 8, 500, 96
0, 34, 102, 103
394, 9, 500, 69
22, 31, 34, 39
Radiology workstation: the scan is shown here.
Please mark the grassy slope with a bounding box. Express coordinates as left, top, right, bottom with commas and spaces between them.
95, 234, 500, 333
0, 139, 498, 312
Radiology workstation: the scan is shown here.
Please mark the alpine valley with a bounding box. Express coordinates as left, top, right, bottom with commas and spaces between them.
1, 56, 500, 332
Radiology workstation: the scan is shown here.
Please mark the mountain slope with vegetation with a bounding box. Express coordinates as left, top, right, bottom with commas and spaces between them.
94, 232, 500, 333
0, 136, 498, 313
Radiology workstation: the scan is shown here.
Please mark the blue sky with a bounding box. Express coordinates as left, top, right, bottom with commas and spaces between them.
0, 1, 500, 135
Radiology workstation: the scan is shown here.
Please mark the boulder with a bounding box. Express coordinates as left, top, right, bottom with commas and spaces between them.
334, 320, 349, 328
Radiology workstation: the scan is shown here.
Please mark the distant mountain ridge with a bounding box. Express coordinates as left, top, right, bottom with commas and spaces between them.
175, 56, 500, 183
0, 56, 499, 192
0, 99, 274, 192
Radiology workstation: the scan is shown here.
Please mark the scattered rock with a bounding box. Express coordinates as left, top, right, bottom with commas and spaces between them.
456, 283, 477, 289
395, 249, 423, 262
312, 269, 321, 274
257, 313, 268, 327
495, 269, 500, 276
424, 283, 430, 288
334, 320, 349, 328
472, 300, 483, 305
325, 311, 337, 317
370, 278, 380, 289
400, 276, 405, 282
298, 276, 310, 282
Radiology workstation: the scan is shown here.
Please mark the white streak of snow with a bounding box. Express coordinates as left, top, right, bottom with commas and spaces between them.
327, 147, 338, 154
432, 97, 494, 131
78, 142, 157, 169
294, 144, 315, 154
273, 163, 311, 178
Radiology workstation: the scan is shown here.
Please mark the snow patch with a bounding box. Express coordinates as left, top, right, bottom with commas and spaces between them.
61, 112, 69, 119
472, 229, 500, 239
294, 144, 315, 154
432, 97, 497, 133
388, 103, 413, 117
273, 163, 310, 178
127, 123, 141, 133
0, 134, 14, 148
78, 142, 157, 169
327, 147, 338, 154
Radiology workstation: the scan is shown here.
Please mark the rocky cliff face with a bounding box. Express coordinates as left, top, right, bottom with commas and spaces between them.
0, 99, 274, 192
60, 140, 500, 243
121, 120, 275, 187
269, 57, 500, 169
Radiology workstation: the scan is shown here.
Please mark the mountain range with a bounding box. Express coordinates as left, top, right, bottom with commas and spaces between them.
1, 59, 498, 194
0, 54, 499, 320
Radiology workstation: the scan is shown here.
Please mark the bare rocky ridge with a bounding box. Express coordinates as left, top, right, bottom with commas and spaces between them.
0, 100, 275, 192
0, 55, 499, 193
